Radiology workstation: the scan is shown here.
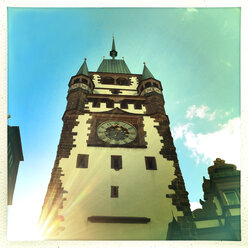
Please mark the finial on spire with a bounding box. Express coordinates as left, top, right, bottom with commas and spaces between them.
103, 56, 105, 59
76, 58, 89, 76
142, 63, 155, 80
122, 56, 124, 60
110, 36, 117, 59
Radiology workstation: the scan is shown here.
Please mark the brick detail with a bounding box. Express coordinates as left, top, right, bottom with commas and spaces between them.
144, 93, 196, 239
144, 94, 165, 115
151, 113, 191, 216
39, 113, 80, 236
65, 89, 88, 113
153, 114, 196, 238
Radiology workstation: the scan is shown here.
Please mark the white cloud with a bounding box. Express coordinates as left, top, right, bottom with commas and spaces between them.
172, 117, 240, 169
186, 105, 216, 121
190, 201, 202, 211
172, 123, 192, 140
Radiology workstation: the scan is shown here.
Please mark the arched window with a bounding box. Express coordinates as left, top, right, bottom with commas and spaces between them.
81, 78, 88, 85
101, 77, 114, 85
116, 77, 130, 86
73, 78, 80, 84
145, 82, 151, 88
153, 83, 159, 88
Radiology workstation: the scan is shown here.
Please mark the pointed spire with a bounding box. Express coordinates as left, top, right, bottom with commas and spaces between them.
141, 62, 154, 80
77, 58, 89, 76
110, 36, 118, 59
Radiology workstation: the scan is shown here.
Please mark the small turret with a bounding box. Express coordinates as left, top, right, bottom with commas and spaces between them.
65, 58, 94, 116
138, 63, 162, 97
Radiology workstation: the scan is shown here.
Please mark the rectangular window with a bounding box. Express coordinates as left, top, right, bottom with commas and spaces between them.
76, 154, 89, 168
92, 100, 100, 108
224, 191, 240, 205
120, 102, 128, 109
145, 157, 157, 170
134, 103, 142, 109
111, 156, 122, 170
111, 186, 119, 198
145, 82, 151, 88
106, 101, 114, 108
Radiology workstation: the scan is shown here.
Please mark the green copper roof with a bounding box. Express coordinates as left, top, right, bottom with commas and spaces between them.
97, 37, 131, 74
77, 59, 89, 76
142, 64, 154, 80
97, 59, 131, 74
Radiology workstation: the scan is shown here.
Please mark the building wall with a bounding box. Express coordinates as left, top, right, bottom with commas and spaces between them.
46, 111, 183, 240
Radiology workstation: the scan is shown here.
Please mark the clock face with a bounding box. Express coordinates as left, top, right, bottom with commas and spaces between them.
97, 121, 137, 145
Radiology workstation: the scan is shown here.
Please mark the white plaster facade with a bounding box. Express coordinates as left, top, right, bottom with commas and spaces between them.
53, 113, 183, 240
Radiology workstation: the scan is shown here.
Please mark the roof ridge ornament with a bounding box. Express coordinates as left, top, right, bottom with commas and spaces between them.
110, 36, 117, 59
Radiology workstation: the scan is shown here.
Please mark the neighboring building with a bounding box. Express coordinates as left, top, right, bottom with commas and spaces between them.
192, 158, 240, 240
8, 125, 24, 205
38, 38, 196, 240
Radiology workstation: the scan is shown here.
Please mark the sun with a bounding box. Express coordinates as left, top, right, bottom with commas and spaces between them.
7, 203, 44, 241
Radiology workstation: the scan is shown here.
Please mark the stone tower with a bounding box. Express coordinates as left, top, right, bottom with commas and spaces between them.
39, 38, 193, 240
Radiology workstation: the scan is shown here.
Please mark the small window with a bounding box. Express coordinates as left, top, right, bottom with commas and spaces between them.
111, 156, 122, 171
134, 103, 142, 109
121, 101, 128, 109
81, 78, 88, 85
111, 186, 119, 198
110, 89, 120, 95
92, 100, 100, 107
106, 101, 114, 108
102, 77, 114, 85
76, 154, 89, 168
74, 78, 80, 84
153, 83, 159, 88
145, 157, 157, 170
224, 191, 240, 205
116, 77, 130, 86
145, 82, 152, 88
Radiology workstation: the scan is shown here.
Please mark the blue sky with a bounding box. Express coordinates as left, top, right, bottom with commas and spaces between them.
7, 7, 240, 240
